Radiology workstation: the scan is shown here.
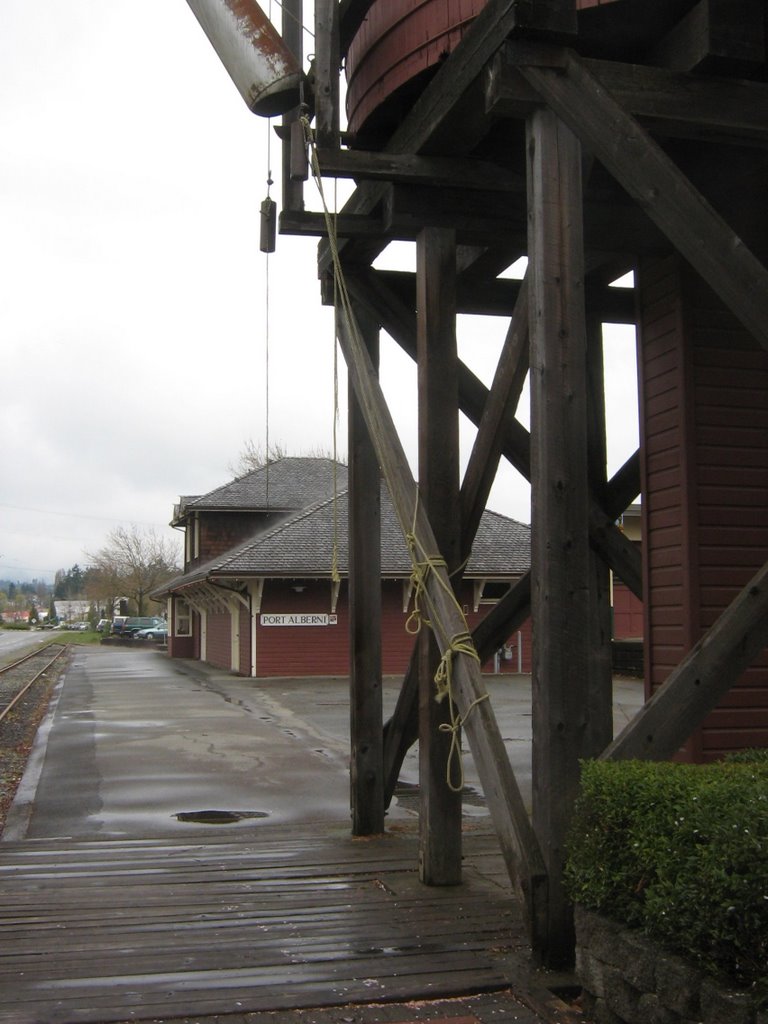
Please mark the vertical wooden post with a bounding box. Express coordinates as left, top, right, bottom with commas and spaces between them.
586, 313, 615, 754
527, 109, 591, 967
349, 301, 385, 836
314, 0, 340, 149
416, 226, 462, 885
281, 0, 304, 212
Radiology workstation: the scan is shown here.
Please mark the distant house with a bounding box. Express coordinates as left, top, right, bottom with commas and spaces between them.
3, 609, 31, 623
54, 600, 90, 623
154, 457, 533, 678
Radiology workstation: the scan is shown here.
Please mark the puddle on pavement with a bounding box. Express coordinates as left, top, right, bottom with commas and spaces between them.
174, 809, 269, 824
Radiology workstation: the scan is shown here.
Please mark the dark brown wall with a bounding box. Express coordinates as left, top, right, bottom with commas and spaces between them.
194, 512, 273, 567
638, 253, 768, 759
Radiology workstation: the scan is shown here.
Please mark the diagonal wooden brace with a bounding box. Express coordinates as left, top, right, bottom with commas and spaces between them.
518, 50, 768, 353
604, 559, 768, 762
335, 298, 548, 951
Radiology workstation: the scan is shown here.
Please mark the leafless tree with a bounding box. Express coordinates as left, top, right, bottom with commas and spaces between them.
87, 526, 180, 616
228, 439, 347, 479
228, 439, 289, 478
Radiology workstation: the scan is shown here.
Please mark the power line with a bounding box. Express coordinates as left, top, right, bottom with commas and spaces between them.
0, 503, 168, 528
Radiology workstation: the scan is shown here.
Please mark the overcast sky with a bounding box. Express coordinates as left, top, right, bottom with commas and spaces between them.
0, 1, 639, 583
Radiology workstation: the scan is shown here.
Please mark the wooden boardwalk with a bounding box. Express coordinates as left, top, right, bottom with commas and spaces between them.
0, 821, 534, 1024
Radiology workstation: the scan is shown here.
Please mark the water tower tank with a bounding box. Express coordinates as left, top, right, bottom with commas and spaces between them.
345, 0, 487, 140
345, 0, 646, 143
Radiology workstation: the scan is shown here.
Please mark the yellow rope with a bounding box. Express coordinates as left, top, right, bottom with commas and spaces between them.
302, 117, 487, 791
264, 116, 272, 505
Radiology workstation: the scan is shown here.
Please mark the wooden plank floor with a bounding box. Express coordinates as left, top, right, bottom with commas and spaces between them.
0, 821, 532, 1024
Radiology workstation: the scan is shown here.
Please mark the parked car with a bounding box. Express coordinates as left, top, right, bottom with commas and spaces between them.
122, 616, 165, 638
135, 623, 168, 641
96, 619, 110, 633
111, 616, 129, 635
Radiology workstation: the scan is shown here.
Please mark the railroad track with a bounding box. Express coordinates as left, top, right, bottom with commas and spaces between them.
0, 644, 69, 725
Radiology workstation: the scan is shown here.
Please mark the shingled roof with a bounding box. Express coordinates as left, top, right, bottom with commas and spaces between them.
174, 457, 348, 520
163, 483, 529, 593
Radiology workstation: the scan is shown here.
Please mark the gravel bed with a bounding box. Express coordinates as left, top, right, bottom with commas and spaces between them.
0, 658, 65, 837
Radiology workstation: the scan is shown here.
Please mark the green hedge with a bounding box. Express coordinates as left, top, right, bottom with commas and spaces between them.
565, 755, 768, 1001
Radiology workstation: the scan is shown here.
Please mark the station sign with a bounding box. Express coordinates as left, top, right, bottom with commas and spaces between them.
260, 613, 337, 627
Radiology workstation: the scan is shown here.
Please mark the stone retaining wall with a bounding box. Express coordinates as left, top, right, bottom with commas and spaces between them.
575, 906, 765, 1024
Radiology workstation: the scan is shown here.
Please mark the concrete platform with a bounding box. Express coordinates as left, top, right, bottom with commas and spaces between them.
4, 647, 643, 842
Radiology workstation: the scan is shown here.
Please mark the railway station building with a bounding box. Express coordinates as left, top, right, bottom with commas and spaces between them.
155, 457, 534, 679
155, 457, 643, 681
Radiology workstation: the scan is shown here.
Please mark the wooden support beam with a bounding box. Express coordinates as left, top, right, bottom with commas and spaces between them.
383, 184, 527, 248
416, 227, 462, 885
314, 0, 340, 149
473, 572, 533, 665
604, 449, 642, 514
472, 452, 641, 665
382, 650, 419, 807
334, 288, 548, 952
588, 503, 643, 601
527, 106, 591, 968
375, 268, 528, 319
585, 312, 615, 754
281, 210, 384, 239
382, 182, 667, 259
317, 0, 546, 273
518, 50, 768, 354
604, 560, 768, 762
460, 277, 529, 563
349, 302, 384, 836
346, 267, 642, 591
381, 458, 641, 808
649, 0, 766, 74
315, 148, 526, 194
281, 0, 304, 213
487, 44, 768, 147
346, 267, 534, 484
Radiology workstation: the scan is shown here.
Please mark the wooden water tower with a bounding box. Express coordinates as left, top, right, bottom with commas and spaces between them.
196, 0, 768, 969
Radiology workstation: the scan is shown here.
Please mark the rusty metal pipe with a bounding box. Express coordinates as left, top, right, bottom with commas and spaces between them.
187, 0, 303, 116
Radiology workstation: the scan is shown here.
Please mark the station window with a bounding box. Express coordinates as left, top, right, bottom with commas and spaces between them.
175, 599, 191, 636
480, 581, 510, 602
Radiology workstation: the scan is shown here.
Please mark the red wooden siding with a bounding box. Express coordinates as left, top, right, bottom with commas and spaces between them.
239, 604, 251, 675
168, 634, 194, 659
206, 611, 232, 671
195, 512, 267, 566
167, 602, 197, 660
687, 269, 768, 758
612, 580, 643, 639
638, 255, 692, 697
346, 0, 486, 135
638, 254, 768, 760
255, 581, 349, 678
197, 578, 533, 679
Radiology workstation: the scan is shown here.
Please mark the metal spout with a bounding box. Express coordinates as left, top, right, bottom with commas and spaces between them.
186, 0, 302, 116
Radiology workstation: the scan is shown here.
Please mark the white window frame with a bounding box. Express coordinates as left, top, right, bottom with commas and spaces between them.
175, 598, 192, 637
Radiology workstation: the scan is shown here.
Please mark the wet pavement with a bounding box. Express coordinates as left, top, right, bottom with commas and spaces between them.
4, 647, 644, 842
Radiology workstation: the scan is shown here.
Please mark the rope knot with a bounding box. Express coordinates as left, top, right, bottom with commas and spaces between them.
434, 632, 484, 793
